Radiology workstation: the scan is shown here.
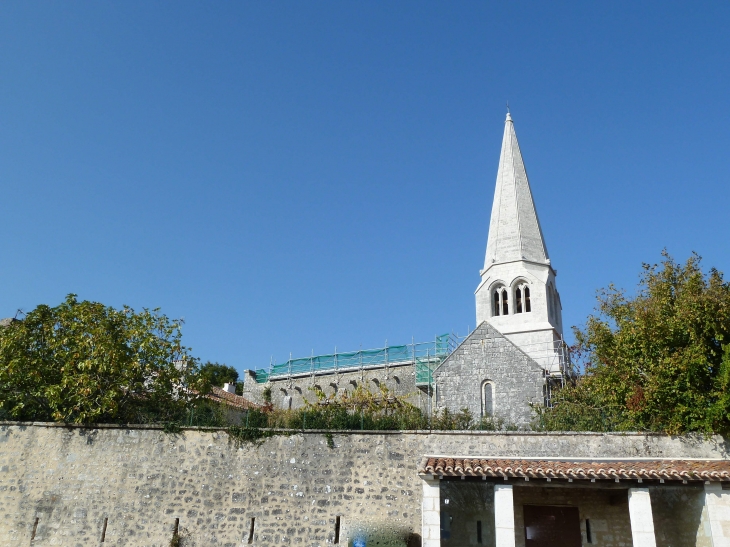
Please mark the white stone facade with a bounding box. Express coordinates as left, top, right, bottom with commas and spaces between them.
475, 113, 564, 371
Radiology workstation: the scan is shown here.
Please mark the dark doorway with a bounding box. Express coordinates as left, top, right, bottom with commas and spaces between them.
523, 505, 581, 547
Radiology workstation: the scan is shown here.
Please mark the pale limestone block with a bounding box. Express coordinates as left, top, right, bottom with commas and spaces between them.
628, 488, 657, 547
704, 483, 730, 547
494, 484, 516, 547
422, 510, 440, 528
421, 478, 440, 546
714, 505, 730, 521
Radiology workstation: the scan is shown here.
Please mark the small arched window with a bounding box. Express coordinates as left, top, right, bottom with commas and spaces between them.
482, 381, 494, 417
513, 281, 531, 314
492, 286, 508, 316
547, 283, 555, 319
546, 284, 553, 319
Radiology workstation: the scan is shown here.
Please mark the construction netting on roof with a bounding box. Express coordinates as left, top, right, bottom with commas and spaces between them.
251, 333, 457, 384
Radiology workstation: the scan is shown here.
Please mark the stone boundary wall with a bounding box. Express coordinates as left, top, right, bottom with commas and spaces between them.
0, 423, 727, 546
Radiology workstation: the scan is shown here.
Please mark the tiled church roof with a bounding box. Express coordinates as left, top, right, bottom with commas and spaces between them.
419, 457, 730, 482
205, 386, 259, 410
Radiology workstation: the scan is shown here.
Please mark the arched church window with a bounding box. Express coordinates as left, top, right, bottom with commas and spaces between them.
513, 281, 531, 314
482, 381, 494, 417
548, 283, 559, 320
546, 283, 553, 319
492, 286, 508, 316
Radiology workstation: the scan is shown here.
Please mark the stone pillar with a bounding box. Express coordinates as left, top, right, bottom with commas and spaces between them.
494, 484, 516, 547
421, 477, 440, 547
628, 488, 657, 547
704, 482, 730, 547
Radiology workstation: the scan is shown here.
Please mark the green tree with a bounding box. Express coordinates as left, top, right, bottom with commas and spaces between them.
0, 294, 204, 424
538, 252, 730, 434
197, 362, 239, 391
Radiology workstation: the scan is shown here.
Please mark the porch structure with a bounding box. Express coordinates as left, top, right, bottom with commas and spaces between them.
419, 457, 730, 547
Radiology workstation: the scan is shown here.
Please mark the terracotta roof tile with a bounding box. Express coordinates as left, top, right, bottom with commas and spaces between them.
205, 386, 260, 410
418, 457, 730, 482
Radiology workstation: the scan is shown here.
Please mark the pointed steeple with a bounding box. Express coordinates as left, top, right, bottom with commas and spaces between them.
483, 113, 549, 271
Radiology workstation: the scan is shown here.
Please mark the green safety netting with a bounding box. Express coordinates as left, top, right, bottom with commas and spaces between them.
415, 360, 438, 386
252, 334, 452, 383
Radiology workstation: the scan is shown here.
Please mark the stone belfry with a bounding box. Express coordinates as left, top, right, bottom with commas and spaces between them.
475, 113, 564, 367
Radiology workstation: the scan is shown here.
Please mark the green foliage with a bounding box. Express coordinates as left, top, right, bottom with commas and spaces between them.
181, 399, 228, 428
431, 408, 509, 431
197, 361, 238, 391
227, 424, 280, 447
163, 421, 183, 434
538, 252, 730, 435
262, 385, 272, 404
169, 526, 190, 547
228, 385, 517, 439
0, 294, 205, 425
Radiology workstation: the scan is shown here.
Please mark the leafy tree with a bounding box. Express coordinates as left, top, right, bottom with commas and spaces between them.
537, 252, 730, 434
197, 362, 239, 390
0, 294, 204, 424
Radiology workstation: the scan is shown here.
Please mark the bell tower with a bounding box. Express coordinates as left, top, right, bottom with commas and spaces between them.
475, 113, 564, 370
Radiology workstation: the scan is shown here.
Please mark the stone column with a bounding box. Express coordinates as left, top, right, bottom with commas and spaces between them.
494, 484, 516, 547
628, 488, 657, 547
704, 482, 730, 547
421, 477, 441, 547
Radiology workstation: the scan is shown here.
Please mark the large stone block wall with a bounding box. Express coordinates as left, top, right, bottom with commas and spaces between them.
433, 322, 545, 426
1, 423, 728, 546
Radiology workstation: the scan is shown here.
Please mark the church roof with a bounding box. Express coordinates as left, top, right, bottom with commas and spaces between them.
205, 386, 260, 410
484, 113, 550, 271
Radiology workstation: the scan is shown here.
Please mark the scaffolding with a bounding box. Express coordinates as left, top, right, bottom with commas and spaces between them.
515, 337, 575, 407
252, 333, 463, 384
466, 334, 575, 408
249, 331, 573, 411
516, 338, 574, 379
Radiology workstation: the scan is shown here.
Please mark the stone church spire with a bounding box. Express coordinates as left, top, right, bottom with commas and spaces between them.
484, 112, 549, 270
475, 113, 564, 368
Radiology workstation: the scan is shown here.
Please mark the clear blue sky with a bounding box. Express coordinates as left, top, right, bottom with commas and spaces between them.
1, 2, 729, 374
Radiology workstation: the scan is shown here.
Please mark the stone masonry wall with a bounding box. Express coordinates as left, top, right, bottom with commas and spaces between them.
1, 423, 729, 546
241, 362, 432, 413
433, 321, 545, 426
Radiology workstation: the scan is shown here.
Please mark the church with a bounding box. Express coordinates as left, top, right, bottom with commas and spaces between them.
242, 112, 572, 427
5, 114, 730, 547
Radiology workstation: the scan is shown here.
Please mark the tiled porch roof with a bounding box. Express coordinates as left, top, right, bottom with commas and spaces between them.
419, 457, 730, 482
